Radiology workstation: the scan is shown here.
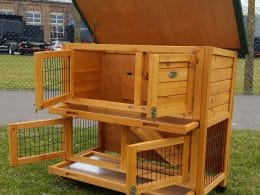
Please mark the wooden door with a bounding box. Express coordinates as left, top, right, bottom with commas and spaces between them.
147, 54, 196, 119
34, 50, 71, 110
9, 118, 71, 166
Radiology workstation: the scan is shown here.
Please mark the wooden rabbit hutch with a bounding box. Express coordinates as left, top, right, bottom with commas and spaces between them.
8, 0, 247, 194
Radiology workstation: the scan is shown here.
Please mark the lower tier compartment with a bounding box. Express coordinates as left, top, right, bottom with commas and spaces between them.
49, 161, 127, 193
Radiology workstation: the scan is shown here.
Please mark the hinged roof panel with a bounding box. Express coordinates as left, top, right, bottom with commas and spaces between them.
73, 0, 247, 54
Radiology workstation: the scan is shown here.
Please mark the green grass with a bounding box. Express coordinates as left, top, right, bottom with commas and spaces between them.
0, 54, 260, 94
0, 126, 259, 194
0, 54, 34, 90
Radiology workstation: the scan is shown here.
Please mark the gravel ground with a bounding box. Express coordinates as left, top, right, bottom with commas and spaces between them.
0, 91, 259, 130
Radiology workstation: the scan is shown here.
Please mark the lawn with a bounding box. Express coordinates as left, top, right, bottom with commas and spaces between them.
0, 54, 260, 94
0, 126, 259, 194
0, 54, 34, 90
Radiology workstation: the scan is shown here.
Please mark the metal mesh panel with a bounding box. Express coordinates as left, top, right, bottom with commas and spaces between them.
43, 56, 70, 101
204, 120, 227, 187
136, 145, 182, 186
72, 118, 99, 155
17, 125, 63, 158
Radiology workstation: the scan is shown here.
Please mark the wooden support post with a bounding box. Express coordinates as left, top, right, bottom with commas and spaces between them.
189, 128, 199, 190
182, 134, 190, 183
63, 117, 73, 159
134, 52, 144, 106
196, 47, 213, 195
126, 145, 137, 195
9, 124, 18, 167
219, 55, 237, 187
121, 126, 129, 171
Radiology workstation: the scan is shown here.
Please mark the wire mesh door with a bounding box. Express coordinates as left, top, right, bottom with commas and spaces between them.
8, 118, 69, 166
34, 50, 71, 110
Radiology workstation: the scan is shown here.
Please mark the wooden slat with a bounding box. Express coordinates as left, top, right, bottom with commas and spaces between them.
13, 118, 66, 129
204, 173, 225, 194
36, 50, 71, 59
182, 135, 190, 183
134, 52, 144, 106
158, 68, 188, 83
68, 156, 124, 173
209, 80, 231, 96
130, 137, 184, 152
147, 54, 159, 118
211, 55, 234, 70
220, 54, 237, 187
65, 98, 147, 113
159, 54, 192, 63
72, 50, 102, 63
66, 44, 198, 53
48, 105, 199, 134
157, 81, 187, 97
34, 53, 44, 110
74, 71, 101, 84
126, 145, 137, 194
157, 107, 187, 118
120, 126, 128, 171
212, 47, 237, 57
74, 81, 100, 94
208, 112, 230, 127
17, 151, 65, 165
208, 103, 229, 121
64, 118, 73, 159
9, 124, 18, 166
159, 62, 189, 69
137, 176, 183, 194
209, 92, 230, 108
158, 95, 187, 108
210, 68, 232, 83
196, 47, 213, 195
186, 55, 196, 113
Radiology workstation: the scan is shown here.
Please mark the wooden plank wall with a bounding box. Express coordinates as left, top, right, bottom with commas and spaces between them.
73, 50, 102, 98
207, 51, 235, 126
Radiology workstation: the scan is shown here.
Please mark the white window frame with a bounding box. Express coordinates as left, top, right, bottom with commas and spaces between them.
50, 13, 64, 41
0, 9, 14, 15
50, 12, 64, 26
26, 11, 41, 25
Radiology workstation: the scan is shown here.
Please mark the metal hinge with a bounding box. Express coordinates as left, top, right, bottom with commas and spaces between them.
129, 185, 136, 195
151, 107, 157, 121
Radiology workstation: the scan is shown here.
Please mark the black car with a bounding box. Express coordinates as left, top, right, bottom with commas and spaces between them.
0, 14, 25, 54
254, 36, 260, 57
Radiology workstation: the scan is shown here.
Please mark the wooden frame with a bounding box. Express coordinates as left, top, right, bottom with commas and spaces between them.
9, 118, 71, 166
10, 44, 238, 195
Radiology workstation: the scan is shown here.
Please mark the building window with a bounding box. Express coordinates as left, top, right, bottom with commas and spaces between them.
0, 9, 14, 15
50, 13, 64, 41
26, 11, 41, 25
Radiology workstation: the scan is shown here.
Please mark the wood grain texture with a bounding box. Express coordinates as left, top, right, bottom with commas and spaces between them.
75, 0, 240, 49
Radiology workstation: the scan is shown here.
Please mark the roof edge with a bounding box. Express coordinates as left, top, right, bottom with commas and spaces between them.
233, 0, 248, 56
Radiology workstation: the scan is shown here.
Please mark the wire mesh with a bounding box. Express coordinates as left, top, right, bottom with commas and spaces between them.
17, 125, 63, 158
136, 145, 182, 186
204, 120, 227, 187
42, 56, 70, 101
72, 118, 99, 155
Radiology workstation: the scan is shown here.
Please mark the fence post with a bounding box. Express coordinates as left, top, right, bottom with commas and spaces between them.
244, 0, 255, 95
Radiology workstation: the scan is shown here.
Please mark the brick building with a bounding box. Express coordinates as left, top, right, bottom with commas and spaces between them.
0, 0, 74, 42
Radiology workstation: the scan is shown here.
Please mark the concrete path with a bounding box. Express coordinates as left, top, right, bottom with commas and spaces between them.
0, 91, 259, 129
